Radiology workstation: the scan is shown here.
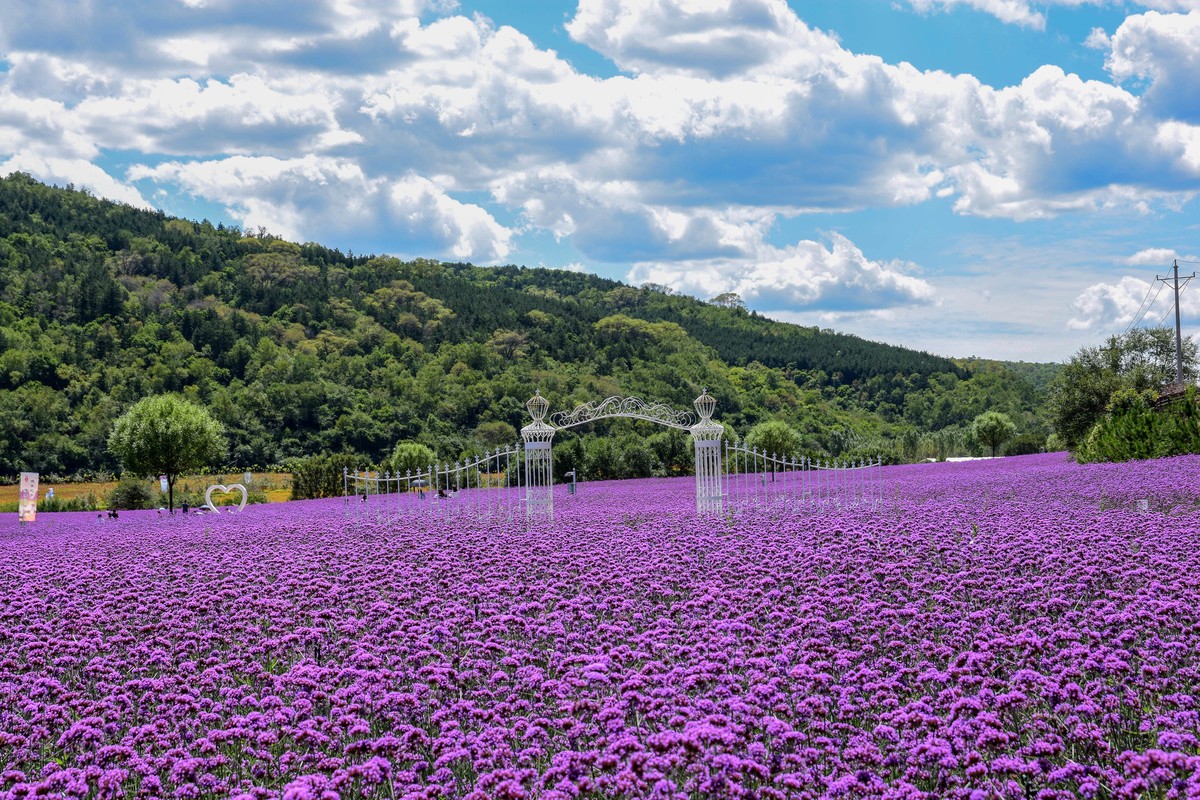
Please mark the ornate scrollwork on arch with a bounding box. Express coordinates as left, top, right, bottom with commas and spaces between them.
550, 396, 696, 430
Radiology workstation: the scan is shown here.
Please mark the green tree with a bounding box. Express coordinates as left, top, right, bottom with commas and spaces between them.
583, 437, 623, 481
620, 436, 655, 478
971, 411, 1017, 457
554, 436, 585, 483
745, 419, 802, 459
646, 428, 691, 475
108, 394, 226, 512
1049, 328, 1197, 448
926, 427, 962, 461
288, 453, 362, 500
390, 441, 437, 477
474, 420, 517, 450
745, 419, 802, 479
1077, 387, 1200, 464
488, 329, 529, 360
709, 292, 746, 310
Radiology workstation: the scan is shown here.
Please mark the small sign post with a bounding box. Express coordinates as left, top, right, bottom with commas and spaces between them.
18, 472, 39, 523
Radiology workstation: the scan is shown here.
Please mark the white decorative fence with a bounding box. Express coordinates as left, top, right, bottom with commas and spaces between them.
723, 442, 884, 512
342, 391, 887, 524
343, 445, 528, 525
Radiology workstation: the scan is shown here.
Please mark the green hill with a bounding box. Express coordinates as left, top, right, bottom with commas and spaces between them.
0, 173, 1055, 477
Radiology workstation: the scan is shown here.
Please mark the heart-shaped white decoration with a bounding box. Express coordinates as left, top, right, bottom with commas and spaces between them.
204, 483, 248, 513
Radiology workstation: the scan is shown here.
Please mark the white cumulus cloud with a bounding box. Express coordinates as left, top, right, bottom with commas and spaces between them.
1106, 10, 1200, 122
1127, 247, 1181, 265
1068, 275, 1158, 330
1068, 252, 1200, 330
131, 156, 512, 261
903, 1, 1200, 29
75, 73, 355, 156
628, 232, 937, 313
566, 0, 837, 77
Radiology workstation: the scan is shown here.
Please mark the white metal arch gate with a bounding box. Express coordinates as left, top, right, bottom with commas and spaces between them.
521, 389, 725, 518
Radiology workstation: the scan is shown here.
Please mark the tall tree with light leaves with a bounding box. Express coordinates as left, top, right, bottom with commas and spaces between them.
970, 411, 1017, 458
108, 395, 226, 513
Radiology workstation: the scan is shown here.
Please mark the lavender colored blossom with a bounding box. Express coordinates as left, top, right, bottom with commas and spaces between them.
2, 453, 1200, 798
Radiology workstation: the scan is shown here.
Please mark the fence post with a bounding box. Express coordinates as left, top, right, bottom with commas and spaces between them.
522, 392, 555, 522
689, 390, 723, 515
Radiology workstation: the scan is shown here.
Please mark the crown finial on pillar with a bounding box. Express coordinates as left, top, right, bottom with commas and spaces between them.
693, 389, 716, 423
527, 390, 549, 423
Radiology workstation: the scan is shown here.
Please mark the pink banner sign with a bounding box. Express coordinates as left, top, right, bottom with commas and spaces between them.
18, 472, 39, 523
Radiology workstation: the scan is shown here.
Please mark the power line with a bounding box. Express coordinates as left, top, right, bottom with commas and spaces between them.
1126, 281, 1163, 333
1125, 281, 1156, 330
1155, 276, 1190, 327
1155, 285, 1184, 326
1156, 259, 1197, 386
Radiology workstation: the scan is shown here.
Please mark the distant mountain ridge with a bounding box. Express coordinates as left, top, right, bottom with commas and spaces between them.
0, 173, 1055, 476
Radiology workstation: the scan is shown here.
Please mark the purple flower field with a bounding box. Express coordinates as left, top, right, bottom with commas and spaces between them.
3, 453, 1200, 799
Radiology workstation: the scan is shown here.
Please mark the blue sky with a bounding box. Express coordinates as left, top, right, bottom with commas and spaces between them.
2, 0, 1199, 362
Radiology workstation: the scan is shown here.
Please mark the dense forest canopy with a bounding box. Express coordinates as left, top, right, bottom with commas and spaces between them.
0, 174, 1055, 478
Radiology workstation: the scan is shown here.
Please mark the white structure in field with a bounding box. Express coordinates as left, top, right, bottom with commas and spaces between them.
343, 388, 884, 524
689, 391, 724, 515
204, 483, 248, 513
521, 391, 556, 518
522, 389, 724, 518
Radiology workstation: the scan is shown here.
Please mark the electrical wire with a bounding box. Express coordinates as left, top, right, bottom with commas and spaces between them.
1130, 282, 1166, 331
1116, 261, 1196, 335
1155, 279, 1191, 327
1124, 280, 1160, 334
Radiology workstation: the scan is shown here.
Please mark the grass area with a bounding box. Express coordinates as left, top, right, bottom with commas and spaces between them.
0, 472, 292, 511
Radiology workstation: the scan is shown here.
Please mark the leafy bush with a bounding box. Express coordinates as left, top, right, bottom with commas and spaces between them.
389, 442, 437, 477
1078, 387, 1200, 463
0, 494, 101, 513
1106, 387, 1157, 414
839, 447, 901, 467
107, 477, 153, 510
1003, 434, 1045, 457
39, 493, 101, 512
621, 437, 655, 479
1078, 406, 1158, 463
583, 437, 624, 482
289, 453, 363, 500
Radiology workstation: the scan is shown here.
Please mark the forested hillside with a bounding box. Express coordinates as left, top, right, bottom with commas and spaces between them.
0, 174, 1054, 478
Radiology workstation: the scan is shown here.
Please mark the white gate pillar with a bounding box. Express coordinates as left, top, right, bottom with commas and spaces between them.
521, 390, 556, 519
690, 389, 724, 514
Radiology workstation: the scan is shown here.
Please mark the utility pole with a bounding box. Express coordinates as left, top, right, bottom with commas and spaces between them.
1157, 259, 1196, 387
